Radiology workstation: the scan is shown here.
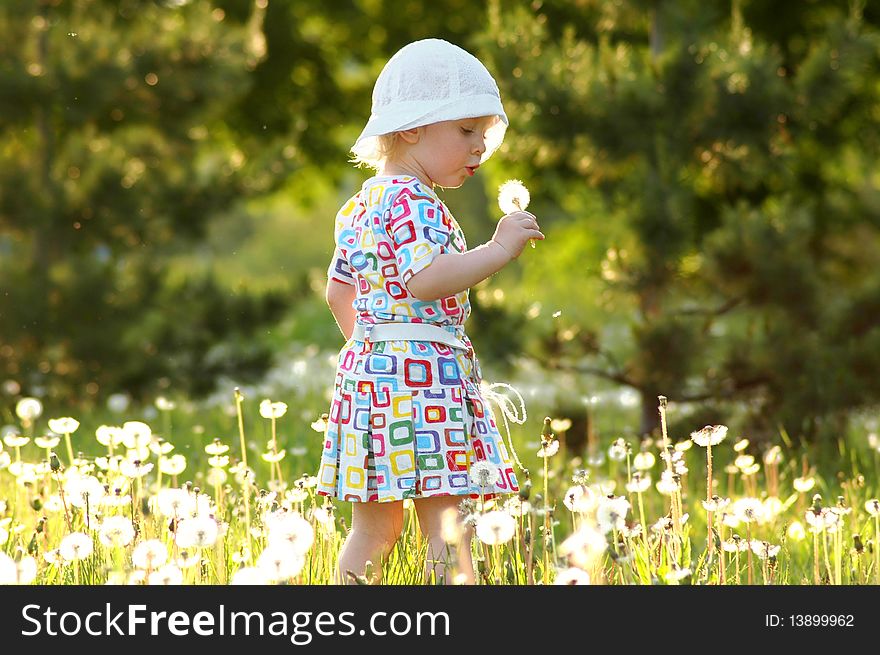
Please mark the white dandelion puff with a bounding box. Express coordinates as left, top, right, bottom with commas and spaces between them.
787, 521, 806, 541
64, 475, 106, 509
562, 485, 596, 513
132, 539, 168, 570
175, 517, 219, 549
537, 440, 560, 458
148, 564, 183, 585
794, 476, 816, 493
98, 516, 135, 547
596, 496, 630, 534
259, 399, 288, 419
121, 421, 152, 449
159, 454, 187, 475
475, 510, 516, 545
257, 543, 304, 582
469, 461, 500, 489
633, 451, 655, 470
264, 510, 314, 555
154, 488, 196, 518
690, 425, 727, 447
625, 473, 651, 494
497, 179, 530, 214
47, 417, 80, 434
554, 567, 591, 585
15, 398, 43, 422
608, 438, 628, 462
59, 532, 94, 562
559, 525, 607, 569
231, 567, 269, 585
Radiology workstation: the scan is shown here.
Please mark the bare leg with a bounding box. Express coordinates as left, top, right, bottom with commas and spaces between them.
335, 500, 403, 584
414, 495, 474, 585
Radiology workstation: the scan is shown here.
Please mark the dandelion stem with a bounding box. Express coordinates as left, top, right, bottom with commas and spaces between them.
63, 431, 74, 468
746, 522, 753, 585
875, 514, 879, 585
234, 388, 253, 558
706, 443, 714, 559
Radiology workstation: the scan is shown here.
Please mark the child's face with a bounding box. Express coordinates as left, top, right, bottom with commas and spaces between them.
400, 116, 497, 188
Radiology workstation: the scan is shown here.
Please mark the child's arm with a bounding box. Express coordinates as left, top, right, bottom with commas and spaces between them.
326, 280, 357, 340
407, 211, 544, 302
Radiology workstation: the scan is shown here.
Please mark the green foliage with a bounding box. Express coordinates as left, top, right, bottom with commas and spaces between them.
479, 0, 880, 445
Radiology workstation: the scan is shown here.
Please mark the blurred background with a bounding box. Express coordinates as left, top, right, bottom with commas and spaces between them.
1, 0, 879, 463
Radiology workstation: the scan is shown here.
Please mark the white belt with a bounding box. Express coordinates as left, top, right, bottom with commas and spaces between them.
351, 323, 468, 350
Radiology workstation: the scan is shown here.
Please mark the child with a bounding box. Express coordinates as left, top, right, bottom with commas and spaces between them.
316, 38, 544, 585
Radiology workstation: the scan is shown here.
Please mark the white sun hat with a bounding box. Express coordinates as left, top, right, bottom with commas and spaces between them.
352, 38, 508, 165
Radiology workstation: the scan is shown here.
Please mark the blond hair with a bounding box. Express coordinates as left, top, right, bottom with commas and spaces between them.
349, 132, 400, 171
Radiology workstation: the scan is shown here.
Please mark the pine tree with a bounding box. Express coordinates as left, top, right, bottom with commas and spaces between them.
479, 0, 880, 443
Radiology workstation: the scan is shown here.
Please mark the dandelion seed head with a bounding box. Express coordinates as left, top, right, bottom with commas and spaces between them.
469, 461, 500, 489
259, 399, 288, 419
15, 398, 43, 422
656, 470, 680, 495
763, 445, 783, 465
793, 476, 816, 493
690, 425, 727, 447
596, 496, 630, 534
497, 179, 530, 215
664, 566, 692, 584
625, 473, 651, 494
59, 532, 94, 562
633, 451, 655, 470
148, 564, 183, 585
47, 417, 80, 434
206, 467, 227, 487
231, 566, 269, 585
98, 516, 135, 547
554, 567, 591, 585
607, 438, 628, 461
121, 421, 151, 449
865, 499, 880, 517
674, 439, 693, 452
537, 440, 560, 458
559, 524, 607, 569
257, 543, 304, 581
3, 431, 30, 448
64, 475, 106, 508
155, 396, 176, 411
787, 521, 806, 541
264, 510, 314, 555
159, 454, 187, 476
563, 484, 596, 513
132, 539, 168, 570
475, 510, 516, 545
120, 458, 153, 479
154, 488, 196, 518
175, 516, 219, 549
34, 434, 60, 449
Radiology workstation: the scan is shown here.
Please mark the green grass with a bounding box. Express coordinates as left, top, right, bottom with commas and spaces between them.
2, 375, 879, 586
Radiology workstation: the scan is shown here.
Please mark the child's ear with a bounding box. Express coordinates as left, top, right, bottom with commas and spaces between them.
398, 127, 420, 145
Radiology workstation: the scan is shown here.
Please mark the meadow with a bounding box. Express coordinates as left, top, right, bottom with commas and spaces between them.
2, 348, 878, 588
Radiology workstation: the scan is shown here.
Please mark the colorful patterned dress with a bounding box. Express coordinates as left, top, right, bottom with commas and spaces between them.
316, 175, 520, 503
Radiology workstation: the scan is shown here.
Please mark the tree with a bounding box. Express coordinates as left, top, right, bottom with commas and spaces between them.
0, 0, 286, 403
479, 0, 880, 444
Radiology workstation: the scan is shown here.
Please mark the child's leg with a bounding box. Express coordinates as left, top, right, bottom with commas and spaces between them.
335, 500, 403, 584
413, 495, 474, 585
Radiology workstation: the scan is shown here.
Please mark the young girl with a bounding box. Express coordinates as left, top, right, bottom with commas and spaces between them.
316, 38, 544, 584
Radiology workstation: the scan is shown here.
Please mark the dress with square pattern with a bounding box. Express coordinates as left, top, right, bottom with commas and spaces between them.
316, 175, 520, 503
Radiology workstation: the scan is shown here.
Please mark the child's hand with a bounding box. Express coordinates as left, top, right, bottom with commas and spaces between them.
491, 211, 544, 259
